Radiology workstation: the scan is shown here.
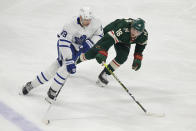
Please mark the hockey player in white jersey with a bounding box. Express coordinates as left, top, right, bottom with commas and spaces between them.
21, 7, 103, 104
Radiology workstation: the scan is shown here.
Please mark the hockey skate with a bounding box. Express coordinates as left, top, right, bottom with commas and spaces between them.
96, 70, 109, 87
20, 81, 34, 95
45, 87, 57, 104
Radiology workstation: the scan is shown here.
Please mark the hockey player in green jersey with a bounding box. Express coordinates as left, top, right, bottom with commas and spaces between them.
77, 18, 148, 87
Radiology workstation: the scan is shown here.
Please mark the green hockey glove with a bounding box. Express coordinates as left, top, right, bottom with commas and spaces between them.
95, 50, 108, 64
132, 53, 143, 71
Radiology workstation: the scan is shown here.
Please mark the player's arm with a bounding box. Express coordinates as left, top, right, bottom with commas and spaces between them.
132, 30, 148, 71
103, 19, 121, 34
57, 26, 76, 74
58, 28, 73, 60
134, 42, 147, 54
134, 30, 148, 54
91, 25, 104, 44
81, 25, 104, 53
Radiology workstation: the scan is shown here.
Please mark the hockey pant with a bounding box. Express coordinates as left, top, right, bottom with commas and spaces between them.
31, 42, 81, 92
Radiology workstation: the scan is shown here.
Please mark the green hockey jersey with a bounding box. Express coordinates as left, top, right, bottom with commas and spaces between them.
104, 18, 148, 45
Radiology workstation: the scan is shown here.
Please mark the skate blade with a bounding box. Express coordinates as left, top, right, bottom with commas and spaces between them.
45, 97, 55, 104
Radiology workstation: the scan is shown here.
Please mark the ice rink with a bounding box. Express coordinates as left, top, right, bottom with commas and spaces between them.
0, 0, 196, 131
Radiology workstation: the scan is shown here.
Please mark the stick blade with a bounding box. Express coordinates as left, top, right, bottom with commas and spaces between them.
145, 112, 165, 117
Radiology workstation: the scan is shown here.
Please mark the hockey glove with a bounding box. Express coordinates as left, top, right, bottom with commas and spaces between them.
132, 53, 143, 71
95, 50, 108, 64
81, 39, 94, 53
66, 59, 76, 74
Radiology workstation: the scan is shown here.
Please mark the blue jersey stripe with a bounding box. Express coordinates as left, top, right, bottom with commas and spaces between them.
57, 41, 61, 60
98, 34, 103, 38
77, 17, 83, 27
58, 45, 70, 48
59, 39, 72, 44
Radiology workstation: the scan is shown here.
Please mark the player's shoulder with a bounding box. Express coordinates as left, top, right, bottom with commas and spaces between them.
90, 17, 102, 27
114, 18, 132, 28
136, 29, 148, 44
142, 29, 148, 38
116, 18, 133, 23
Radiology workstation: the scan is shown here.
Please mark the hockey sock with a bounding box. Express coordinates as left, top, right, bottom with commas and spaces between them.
104, 59, 121, 75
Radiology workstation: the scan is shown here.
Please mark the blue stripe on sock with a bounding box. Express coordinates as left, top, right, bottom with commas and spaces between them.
41, 72, 48, 81
54, 78, 63, 85
37, 76, 43, 84
56, 73, 65, 80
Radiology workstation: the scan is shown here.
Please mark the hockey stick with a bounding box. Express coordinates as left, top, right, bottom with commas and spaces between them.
42, 74, 70, 125
103, 63, 165, 117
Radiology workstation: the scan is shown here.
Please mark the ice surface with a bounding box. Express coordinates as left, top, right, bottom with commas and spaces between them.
0, 0, 196, 131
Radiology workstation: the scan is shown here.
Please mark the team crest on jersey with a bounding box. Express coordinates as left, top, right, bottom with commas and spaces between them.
123, 28, 129, 32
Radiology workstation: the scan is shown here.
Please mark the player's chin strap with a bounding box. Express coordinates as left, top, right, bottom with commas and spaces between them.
102, 62, 165, 117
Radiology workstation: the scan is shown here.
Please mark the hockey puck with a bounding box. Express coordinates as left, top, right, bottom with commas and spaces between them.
43, 119, 50, 125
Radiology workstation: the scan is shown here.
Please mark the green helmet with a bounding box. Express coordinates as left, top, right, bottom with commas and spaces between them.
131, 18, 145, 32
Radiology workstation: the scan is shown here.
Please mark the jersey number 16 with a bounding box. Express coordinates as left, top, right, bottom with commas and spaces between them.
116, 29, 123, 37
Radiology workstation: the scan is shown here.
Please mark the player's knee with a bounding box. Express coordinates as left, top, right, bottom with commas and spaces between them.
115, 56, 128, 64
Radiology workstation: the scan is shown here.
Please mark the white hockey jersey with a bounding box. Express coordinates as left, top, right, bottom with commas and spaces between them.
57, 17, 103, 61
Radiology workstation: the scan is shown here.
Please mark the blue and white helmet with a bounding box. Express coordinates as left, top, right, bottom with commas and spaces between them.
79, 7, 93, 20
